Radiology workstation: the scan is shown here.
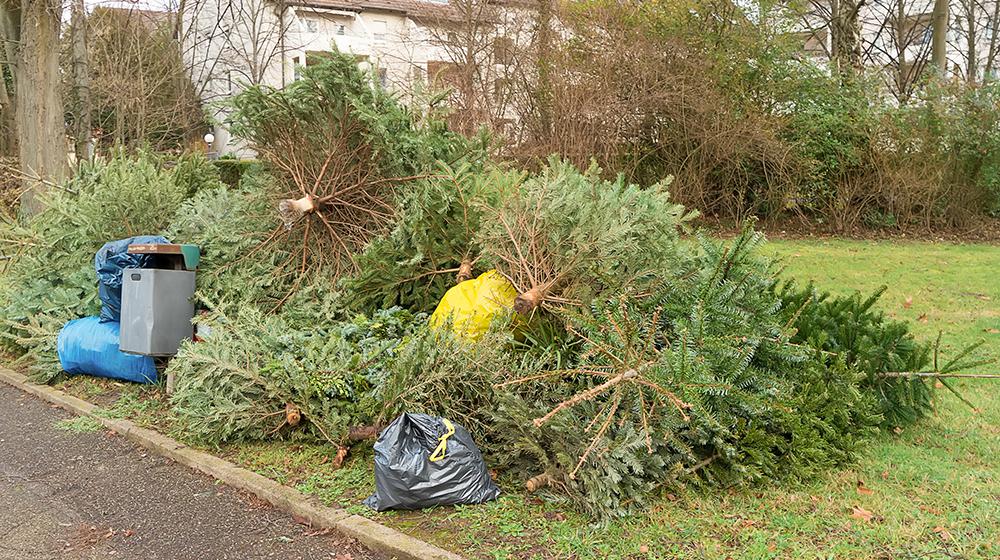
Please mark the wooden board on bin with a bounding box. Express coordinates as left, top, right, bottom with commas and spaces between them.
127, 243, 183, 255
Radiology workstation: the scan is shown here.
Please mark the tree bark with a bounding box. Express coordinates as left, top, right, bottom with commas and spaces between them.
831, 0, 864, 76
71, 0, 92, 162
533, 0, 553, 140
16, 0, 68, 214
984, 0, 1000, 78
931, 0, 949, 77
0, 2, 19, 156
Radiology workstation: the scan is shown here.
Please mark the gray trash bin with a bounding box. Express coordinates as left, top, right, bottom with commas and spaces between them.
117, 242, 198, 359
119, 268, 195, 356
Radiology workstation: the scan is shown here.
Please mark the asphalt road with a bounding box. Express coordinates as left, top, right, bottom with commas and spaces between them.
0, 383, 382, 560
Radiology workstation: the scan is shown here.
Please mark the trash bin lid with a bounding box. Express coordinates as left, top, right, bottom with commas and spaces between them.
127, 243, 200, 270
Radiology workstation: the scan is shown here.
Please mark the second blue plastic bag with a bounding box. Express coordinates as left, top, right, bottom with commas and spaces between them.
95, 235, 169, 322
57, 317, 157, 384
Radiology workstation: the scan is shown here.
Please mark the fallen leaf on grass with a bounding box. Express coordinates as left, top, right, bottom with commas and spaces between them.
934, 381, 944, 388
850, 506, 875, 522
638, 544, 649, 554
933, 526, 952, 541
919, 505, 942, 515
543, 511, 567, 522
917, 313, 929, 323
985, 328, 1000, 334
856, 480, 874, 495
303, 528, 332, 537
903, 297, 913, 309
880, 470, 889, 480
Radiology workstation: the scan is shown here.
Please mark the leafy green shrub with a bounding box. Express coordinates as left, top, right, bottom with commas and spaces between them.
780, 74, 883, 230
880, 82, 1000, 226
212, 158, 260, 188
171, 151, 225, 197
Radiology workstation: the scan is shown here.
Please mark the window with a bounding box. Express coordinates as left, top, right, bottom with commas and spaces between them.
372, 19, 388, 41
492, 77, 508, 97
292, 54, 306, 81
493, 37, 515, 66
304, 19, 318, 33
794, 29, 827, 56
899, 13, 933, 47
337, 24, 346, 35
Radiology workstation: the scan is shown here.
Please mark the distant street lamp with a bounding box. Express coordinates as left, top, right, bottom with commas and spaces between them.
204, 132, 217, 160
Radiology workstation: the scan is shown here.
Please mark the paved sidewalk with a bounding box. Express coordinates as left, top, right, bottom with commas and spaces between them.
0, 383, 381, 560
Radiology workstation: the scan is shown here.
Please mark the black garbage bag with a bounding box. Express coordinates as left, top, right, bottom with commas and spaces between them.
95, 235, 169, 322
364, 413, 500, 511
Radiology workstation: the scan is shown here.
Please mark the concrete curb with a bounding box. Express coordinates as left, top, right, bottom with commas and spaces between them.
0, 368, 463, 560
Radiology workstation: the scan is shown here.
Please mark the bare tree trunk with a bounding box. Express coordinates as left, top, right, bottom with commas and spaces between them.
71, 0, 92, 162
984, 0, 1000, 78
895, 0, 909, 93
17, 0, 67, 214
533, 0, 554, 140
932, 0, 949, 77
960, 0, 977, 82
831, 0, 864, 75
0, 2, 18, 156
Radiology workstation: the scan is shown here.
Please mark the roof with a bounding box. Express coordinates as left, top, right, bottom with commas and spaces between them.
292, 0, 455, 19
289, 0, 519, 23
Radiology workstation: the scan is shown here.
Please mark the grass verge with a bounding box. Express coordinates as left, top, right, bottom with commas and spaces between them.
40, 238, 1000, 559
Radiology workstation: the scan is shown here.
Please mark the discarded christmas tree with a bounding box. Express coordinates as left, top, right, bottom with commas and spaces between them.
476, 157, 696, 315
342, 160, 521, 313
226, 52, 465, 296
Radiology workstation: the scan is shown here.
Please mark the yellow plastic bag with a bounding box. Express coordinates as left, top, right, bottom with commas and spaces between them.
429, 270, 517, 339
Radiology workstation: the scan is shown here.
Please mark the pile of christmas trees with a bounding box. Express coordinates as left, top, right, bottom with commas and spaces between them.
2, 52, 986, 521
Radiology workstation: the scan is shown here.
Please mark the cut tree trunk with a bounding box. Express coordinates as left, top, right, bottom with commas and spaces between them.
285, 403, 302, 427
513, 287, 543, 315
17, 0, 68, 214
456, 259, 474, 283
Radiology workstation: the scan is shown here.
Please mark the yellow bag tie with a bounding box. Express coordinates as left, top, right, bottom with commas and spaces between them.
428, 418, 456, 463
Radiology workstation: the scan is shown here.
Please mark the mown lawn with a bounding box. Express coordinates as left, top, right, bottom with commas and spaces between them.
50, 238, 1000, 559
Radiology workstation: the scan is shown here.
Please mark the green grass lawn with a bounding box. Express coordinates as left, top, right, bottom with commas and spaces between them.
50, 238, 1000, 560
765, 238, 1000, 374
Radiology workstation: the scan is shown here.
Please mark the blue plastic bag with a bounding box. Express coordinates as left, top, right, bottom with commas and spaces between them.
57, 317, 157, 384
95, 235, 168, 322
